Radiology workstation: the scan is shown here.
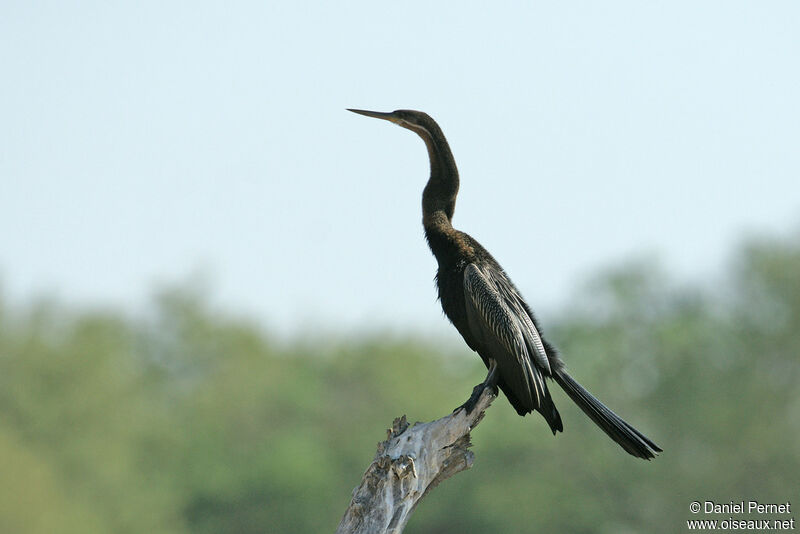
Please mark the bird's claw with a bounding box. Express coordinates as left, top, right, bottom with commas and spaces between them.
454, 359, 499, 415
454, 381, 496, 415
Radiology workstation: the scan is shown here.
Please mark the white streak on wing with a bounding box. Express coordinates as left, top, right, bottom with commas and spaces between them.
464, 264, 545, 407
489, 270, 551, 374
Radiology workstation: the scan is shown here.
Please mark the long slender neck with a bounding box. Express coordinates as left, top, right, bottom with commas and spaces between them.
412, 123, 459, 234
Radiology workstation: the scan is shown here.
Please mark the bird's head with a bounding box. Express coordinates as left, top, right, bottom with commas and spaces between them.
347, 108, 438, 140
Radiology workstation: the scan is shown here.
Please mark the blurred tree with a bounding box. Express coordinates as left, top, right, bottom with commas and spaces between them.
0, 232, 797, 533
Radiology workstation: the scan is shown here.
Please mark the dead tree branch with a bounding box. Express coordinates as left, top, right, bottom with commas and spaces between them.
335, 387, 496, 534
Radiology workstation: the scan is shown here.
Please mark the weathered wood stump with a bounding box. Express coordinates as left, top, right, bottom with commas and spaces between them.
335, 387, 496, 534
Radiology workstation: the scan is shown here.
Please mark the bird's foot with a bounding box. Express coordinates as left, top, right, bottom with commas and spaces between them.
453, 359, 499, 415
454, 382, 488, 415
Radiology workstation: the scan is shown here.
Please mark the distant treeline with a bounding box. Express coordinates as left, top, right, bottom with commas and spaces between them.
0, 232, 798, 533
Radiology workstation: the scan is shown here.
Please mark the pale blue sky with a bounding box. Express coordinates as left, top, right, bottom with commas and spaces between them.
2, 2, 798, 337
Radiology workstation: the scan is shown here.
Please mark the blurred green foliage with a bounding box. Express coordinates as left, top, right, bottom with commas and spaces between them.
1, 234, 798, 533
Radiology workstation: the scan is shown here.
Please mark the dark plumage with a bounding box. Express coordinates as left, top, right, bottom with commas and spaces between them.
348, 108, 662, 460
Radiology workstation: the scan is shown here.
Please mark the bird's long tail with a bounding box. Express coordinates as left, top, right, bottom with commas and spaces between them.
553, 369, 662, 460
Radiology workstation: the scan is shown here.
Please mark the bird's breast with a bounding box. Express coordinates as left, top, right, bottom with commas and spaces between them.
436, 261, 468, 321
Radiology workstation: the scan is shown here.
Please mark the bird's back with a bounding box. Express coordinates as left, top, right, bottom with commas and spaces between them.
429, 228, 564, 431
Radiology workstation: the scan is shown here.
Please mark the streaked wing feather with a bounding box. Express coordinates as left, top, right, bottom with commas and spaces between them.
463, 263, 547, 409
489, 270, 551, 374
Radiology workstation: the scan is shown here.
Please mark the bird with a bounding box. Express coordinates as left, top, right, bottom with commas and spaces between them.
348, 108, 662, 460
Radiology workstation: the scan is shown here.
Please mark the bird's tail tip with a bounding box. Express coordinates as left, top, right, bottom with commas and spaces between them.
553, 370, 662, 460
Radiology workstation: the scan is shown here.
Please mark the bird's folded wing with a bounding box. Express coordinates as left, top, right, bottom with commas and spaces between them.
488, 267, 551, 374
463, 263, 549, 408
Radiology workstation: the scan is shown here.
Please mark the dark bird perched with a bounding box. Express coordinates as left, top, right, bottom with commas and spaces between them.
348, 108, 662, 460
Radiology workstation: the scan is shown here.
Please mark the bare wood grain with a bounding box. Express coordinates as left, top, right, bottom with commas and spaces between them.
335, 387, 496, 534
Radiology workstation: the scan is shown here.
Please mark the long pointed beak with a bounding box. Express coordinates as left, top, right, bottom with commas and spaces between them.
347, 108, 400, 123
